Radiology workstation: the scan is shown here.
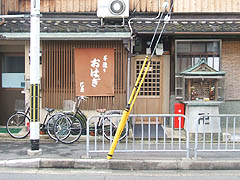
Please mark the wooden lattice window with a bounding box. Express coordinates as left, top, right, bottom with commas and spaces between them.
136, 60, 161, 96
41, 40, 127, 110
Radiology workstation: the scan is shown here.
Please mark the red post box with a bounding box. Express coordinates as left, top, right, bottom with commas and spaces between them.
174, 103, 185, 129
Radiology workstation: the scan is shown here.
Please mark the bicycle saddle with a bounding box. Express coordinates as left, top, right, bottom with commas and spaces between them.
45, 108, 55, 113
97, 109, 107, 113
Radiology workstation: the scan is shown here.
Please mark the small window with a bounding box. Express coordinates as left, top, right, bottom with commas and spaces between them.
2, 55, 25, 88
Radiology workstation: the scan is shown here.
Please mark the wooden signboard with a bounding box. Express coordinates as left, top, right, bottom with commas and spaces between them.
74, 48, 115, 96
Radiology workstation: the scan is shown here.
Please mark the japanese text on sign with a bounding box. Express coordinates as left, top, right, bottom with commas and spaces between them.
74, 48, 114, 96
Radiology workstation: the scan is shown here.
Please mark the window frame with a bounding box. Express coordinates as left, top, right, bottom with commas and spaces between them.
1, 53, 25, 89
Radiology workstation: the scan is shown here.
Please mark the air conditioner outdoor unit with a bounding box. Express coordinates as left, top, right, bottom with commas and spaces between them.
97, 0, 129, 18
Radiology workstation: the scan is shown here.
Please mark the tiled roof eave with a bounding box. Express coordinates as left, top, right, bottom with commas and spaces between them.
0, 32, 131, 40
1, 17, 240, 35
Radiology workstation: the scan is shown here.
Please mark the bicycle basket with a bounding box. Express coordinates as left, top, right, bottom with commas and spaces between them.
63, 100, 75, 112
14, 99, 25, 112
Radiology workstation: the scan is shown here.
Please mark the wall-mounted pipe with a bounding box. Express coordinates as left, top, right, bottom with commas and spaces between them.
128, 0, 169, 35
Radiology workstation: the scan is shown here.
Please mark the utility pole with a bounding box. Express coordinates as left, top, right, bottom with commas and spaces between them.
27, 0, 41, 155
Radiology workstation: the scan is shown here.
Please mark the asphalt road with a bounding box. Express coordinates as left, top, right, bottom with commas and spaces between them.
0, 168, 240, 180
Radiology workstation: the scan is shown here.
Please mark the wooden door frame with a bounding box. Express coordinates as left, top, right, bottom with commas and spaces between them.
131, 55, 164, 115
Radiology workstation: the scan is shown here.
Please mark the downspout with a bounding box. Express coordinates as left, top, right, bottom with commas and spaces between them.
126, 38, 132, 102
0, 0, 3, 25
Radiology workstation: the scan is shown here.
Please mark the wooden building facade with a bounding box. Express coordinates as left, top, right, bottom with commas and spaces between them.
0, 0, 240, 126
2, 0, 240, 14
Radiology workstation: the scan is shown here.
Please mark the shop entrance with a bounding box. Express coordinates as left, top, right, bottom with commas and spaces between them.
131, 55, 169, 137
0, 53, 25, 125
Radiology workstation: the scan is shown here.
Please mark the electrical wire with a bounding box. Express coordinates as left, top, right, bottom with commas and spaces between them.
149, 2, 174, 60
149, 12, 164, 49
149, 0, 170, 48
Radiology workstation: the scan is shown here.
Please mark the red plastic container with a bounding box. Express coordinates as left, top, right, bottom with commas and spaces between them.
174, 103, 185, 129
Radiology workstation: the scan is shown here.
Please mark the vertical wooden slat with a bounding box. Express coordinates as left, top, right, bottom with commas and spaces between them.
215, 0, 220, 12
190, 0, 196, 12
140, 0, 147, 12
68, 42, 72, 100
183, 0, 190, 12
53, 41, 56, 107
43, 0, 50, 12
44, 41, 47, 107
64, 42, 67, 101
18, 0, 23, 12
45, 41, 49, 107
92, 0, 97, 11
178, 0, 184, 12
86, 0, 91, 11
146, 0, 153, 12
49, 0, 56, 12
73, 0, 80, 12
196, 0, 202, 12
46, 41, 49, 107
134, 0, 141, 12
15, 0, 19, 12
48, 42, 51, 107
61, 0, 67, 12
80, 0, 86, 12
120, 44, 124, 108
42, 41, 45, 107
7, 0, 12, 13
55, 0, 61, 12
173, 0, 240, 12
64, 42, 67, 105
67, 0, 74, 12
152, 0, 159, 12
25, 0, 30, 12
58, 41, 62, 108
1, 0, 4, 14
129, 0, 134, 11
227, 0, 233, 12
209, 0, 215, 12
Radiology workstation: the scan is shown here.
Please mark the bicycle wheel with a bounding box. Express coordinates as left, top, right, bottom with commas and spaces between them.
6, 112, 30, 139
45, 113, 65, 141
103, 111, 128, 141
54, 114, 82, 144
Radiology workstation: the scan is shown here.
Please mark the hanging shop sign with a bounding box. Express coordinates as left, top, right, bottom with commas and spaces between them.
74, 48, 114, 96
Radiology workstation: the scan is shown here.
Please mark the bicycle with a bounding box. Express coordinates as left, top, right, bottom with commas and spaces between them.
6, 105, 65, 140
53, 96, 128, 144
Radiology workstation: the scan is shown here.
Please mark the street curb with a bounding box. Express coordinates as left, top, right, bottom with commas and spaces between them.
1, 158, 240, 170
5, 158, 40, 168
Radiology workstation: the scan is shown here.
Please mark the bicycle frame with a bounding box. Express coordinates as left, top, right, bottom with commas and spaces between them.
18, 106, 57, 129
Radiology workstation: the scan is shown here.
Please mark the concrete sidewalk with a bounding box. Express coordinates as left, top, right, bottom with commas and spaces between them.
1, 136, 240, 170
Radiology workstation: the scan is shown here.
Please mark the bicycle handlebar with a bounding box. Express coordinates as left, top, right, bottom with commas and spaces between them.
77, 96, 88, 101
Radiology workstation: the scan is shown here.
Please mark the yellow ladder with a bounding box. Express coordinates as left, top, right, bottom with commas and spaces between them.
107, 56, 151, 160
